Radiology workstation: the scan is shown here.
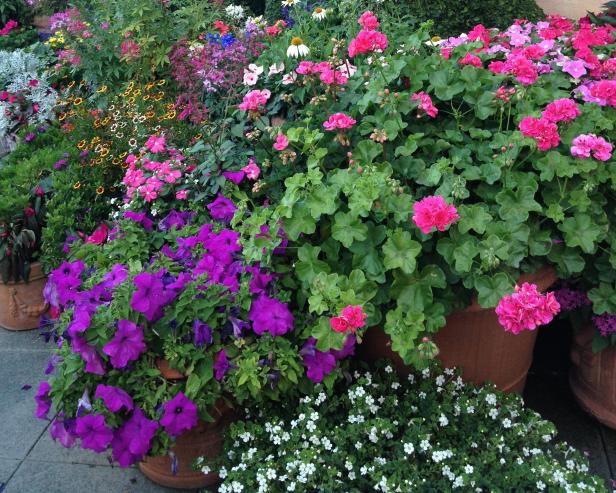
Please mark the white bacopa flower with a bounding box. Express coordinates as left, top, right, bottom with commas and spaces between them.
464, 464, 474, 474
536, 481, 546, 490
312, 7, 327, 20
485, 393, 497, 405
287, 37, 309, 58
385, 365, 393, 374
225, 4, 245, 19
403, 443, 414, 455
438, 414, 449, 427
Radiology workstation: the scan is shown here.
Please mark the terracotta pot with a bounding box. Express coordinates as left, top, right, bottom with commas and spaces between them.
359, 266, 557, 394
570, 325, 616, 429
139, 402, 232, 490
0, 262, 49, 331
156, 358, 185, 380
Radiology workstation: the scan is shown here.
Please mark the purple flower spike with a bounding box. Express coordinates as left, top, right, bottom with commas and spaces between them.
34, 381, 52, 419
75, 414, 113, 453
207, 193, 237, 223
248, 295, 294, 336
192, 320, 213, 348
95, 384, 134, 413
160, 392, 198, 437
102, 320, 146, 369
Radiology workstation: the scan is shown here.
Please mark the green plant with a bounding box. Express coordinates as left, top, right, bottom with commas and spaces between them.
588, 1, 616, 27
212, 364, 607, 492
0, 28, 39, 51
0, 0, 32, 27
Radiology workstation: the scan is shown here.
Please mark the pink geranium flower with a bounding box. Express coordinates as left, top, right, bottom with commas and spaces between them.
459, 52, 482, 67
145, 135, 166, 153
242, 157, 260, 180
496, 283, 560, 334
411, 91, 438, 118
330, 305, 367, 333
358, 11, 379, 30
323, 113, 356, 131
519, 116, 560, 151
273, 133, 289, 151
541, 98, 580, 123
238, 89, 271, 111
412, 195, 459, 234
571, 134, 613, 161
348, 30, 388, 58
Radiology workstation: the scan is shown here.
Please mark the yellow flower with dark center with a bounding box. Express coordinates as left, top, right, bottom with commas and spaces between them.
73, 98, 83, 106
157, 80, 166, 86
132, 89, 141, 97
143, 95, 150, 101
73, 181, 81, 189
112, 157, 121, 165
145, 111, 154, 119
119, 152, 128, 158
77, 140, 86, 149
97, 85, 108, 93
128, 97, 136, 104
100, 148, 109, 157
145, 82, 154, 91
58, 113, 66, 121
96, 186, 104, 195
95, 157, 103, 164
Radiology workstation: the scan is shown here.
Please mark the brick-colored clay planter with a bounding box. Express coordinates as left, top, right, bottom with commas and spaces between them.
0, 262, 48, 331
570, 325, 616, 430
359, 267, 557, 394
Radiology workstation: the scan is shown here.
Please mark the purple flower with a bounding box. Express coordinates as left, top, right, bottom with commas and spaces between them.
102, 264, 128, 289
45, 354, 62, 375
553, 287, 591, 312
159, 210, 189, 232
62, 235, 78, 254
228, 316, 250, 338
75, 414, 113, 453
102, 320, 146, 369
593, 313, 616, 337
248, 295, 294, 336
331, 334, 356, 360
25, 132, 36, 143
53, 159, 68, 170
131, 272, 167, 322
222, 170, 245, 184
301, 338, 336, 383
193, 320, 213, 348
66, 307, 92, 337
562, 59, 587, 79
71, 336, 106, 375
111, 408, 158, 467
214, 349, 229, 380
50, 414, 77, 448
207, 193, 237, 223
124, 211, 153, 231
160, 392, 198, 437
247, 266, 273, 294
94, 384, 134, 413
34, 381, 52, 419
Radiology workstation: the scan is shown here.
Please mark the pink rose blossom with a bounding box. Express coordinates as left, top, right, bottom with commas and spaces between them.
412, 195, 459, 234
323, 113, 356, 131
273, 133, 289, 151
496, 283, 560, 334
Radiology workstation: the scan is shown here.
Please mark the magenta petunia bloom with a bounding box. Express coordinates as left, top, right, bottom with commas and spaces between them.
102, 320, 146, 369
222, 170, 245, 184
214, 349, 229, 380
331, 334, 356, 360
160, 392, 198, 437
412, 195, 459, 234
50, 414, 77, 449
111, 408, 159, 467
34, 381, 52, 419
207, 193, 237, 223
300, 338, 337, 383
495, 283, 560, 334
75, 414, 113, 453
193, 320, 213, 348
94, 384, 134, 413
102, 264, 128, 289
130, 272, 166, 321
248, 295, 294, 336
71, 336, 106, 375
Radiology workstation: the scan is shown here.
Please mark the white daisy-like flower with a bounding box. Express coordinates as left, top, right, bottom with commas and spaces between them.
225, 4, 245, 19
287, 37, 310, 58
312, 7, 327, 20
281, 0, 300, 6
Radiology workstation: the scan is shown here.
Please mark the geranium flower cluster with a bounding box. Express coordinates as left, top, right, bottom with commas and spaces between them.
239, 89, 271, 111
0, 20, 18, 36
294, 60, 356, 86
329, 305, 367, 333
348, 12, 388, 58
495, 282, 560, 334
122, 135, 191, 202
570, 134, 613, 161
412, 195, 459, 234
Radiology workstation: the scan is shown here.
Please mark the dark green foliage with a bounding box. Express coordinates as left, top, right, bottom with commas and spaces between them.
0, 28, 39, 51
588, 1, 616, 27
401, 0, 545, 37
0, 0, 32, 27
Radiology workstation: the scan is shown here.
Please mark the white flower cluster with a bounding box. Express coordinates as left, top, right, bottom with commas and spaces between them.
0, 50, 57, 138
224, 4, 245, 20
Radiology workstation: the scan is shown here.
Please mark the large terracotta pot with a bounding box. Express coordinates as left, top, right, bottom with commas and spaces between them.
359, 267, 557, 394
570, 325, 616, 429
0, 262, 49, 331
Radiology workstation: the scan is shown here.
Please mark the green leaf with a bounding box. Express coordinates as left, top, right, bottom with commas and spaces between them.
495, 186, 541, 223
453, 240, 478, 273
354, 140, 383, 165
588, 283, 616, 314
383, 229, 421, 274
295, 245, 331, 285
184, 373, 201, 399
558, 214, 602, 254
475, 273, 513, 308
383, 307, 425, 364
313, 317, 346, 352
457, 204, 492, 234
283, 205, 316, 241
332, 212, 368, 248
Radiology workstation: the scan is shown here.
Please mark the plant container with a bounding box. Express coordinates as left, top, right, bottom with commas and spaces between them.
0, 262, 48, 331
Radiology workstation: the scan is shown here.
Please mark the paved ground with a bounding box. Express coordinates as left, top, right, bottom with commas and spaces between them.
0, 323, 614, 492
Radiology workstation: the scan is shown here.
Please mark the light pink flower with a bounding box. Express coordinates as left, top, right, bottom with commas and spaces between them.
243, 70, 258, 86
273, 133, 289, 151
242, 157, 260, 180
571, 134, 613, 161
238, 89, 271, 111
176, 190, 189, 200
358, 11, 379, 30
145, 135, 166, 153
412, 195, 459, 234
562, 59, 587, 79
496, 283, 560, 334
323, 113, 356, 131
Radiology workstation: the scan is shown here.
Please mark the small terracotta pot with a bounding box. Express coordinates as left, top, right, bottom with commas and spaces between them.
0, 262, 49, 331
156, 358, 185, 380
570, 325, 616, 429
359, 266, 557, 394
139, 402, 232, 490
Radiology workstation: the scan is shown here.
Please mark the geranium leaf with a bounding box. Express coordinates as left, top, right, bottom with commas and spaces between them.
475, 273, 513, 308
332, 212, 368, 248
558, 214, 602, 254
383, 229, 421, 274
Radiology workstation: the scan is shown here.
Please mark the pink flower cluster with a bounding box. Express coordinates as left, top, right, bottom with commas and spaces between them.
412, 195, 459, 234
489, 53, 538, 85
459, 52, 482, 68
295, 61, 349, 85
541, 98, 580, 123
495, 282, 560, 334
519, 116, 560, 151
122, 136, 188, 202
571, 134, 613, 161
238, 89, 271, 111
323, 112, 356, 131
0, 20, 18, 36
330, 305, 367, 333
120, 40, 140, 60
348, 12, 388, 58
588, 80, 616, 107
411, 91, 438, 118
273, 133, 288, 151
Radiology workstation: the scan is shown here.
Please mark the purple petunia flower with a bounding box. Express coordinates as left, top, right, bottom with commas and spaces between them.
160, 392, 198, 437
66, 306, 92, 337
248, 295, 294, 336
214, 349, 229, 381
45, 354, 62, 375
34, 381, 52, 419
75, 414, 113, 453
247, 266, 273, 294
111, 408, 159, 467
193, 320, 213, 348
50, 414, 77, 448
222, 170, 245, 184
102, 320, 146, 369
71, 336, 106, 375
301, 338, 337, 383
130, 272, 167, 322
94, 384, 134, 413
207, 193, 237, 223
228, 316, 250, 338
124, 211, 154, 231
25, 132, 36, 143
102, 264, 128, 289
331, 334, 356, 360
158, 210, 194, 232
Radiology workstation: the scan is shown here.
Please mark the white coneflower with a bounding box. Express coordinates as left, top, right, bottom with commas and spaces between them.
287, 37, 309, 58
281, 0, 300, 6
312, 7, 327, 20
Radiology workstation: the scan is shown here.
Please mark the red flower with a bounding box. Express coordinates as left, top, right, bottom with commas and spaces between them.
213, 20, 229, 35
85, 223, 109, 245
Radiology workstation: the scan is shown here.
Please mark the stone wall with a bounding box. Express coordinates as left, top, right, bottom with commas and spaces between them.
535, 0, 605, 19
